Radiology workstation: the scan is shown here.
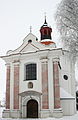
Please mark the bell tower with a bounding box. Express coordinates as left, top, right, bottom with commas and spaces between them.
40, 16, 55, 45
40, 16, 52, 40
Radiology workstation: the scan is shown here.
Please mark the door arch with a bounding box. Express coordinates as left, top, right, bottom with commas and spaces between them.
27, 99, 38, 118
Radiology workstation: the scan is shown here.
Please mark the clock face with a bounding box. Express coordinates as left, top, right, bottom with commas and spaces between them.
63, 75, 68, 80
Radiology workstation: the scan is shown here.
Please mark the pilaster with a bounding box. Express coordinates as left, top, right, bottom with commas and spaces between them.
41, 59, 49, 109
6, 63, 10, 109
53, 58, 63, 117
13, 61, 20, 109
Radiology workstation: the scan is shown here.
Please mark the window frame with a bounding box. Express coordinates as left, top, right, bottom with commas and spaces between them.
24, 63, 37, 81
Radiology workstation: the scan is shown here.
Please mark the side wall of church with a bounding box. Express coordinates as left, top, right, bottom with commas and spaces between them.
60, 51, 75, 97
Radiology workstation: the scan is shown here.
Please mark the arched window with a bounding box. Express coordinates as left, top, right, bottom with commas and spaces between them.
25, 63, 37, 80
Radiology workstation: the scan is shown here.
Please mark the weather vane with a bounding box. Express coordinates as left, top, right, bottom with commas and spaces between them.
30, 26, 32, 33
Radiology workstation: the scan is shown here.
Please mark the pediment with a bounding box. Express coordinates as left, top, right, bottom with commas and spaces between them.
23, 33, 37, 43
20, 43, 40, 53
6, 33, 54, 56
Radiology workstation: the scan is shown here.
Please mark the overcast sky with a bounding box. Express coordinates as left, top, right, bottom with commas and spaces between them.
0, 0, 62, 101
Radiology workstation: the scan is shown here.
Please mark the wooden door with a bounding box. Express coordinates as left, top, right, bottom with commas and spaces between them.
27, 99, 38, 118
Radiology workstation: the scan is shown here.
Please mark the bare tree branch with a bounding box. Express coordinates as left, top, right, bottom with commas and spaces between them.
55, 0, 78, 59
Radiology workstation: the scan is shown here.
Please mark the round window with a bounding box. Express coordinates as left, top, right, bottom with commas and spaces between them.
28, 40, 32, 43
63, 75, 68, 80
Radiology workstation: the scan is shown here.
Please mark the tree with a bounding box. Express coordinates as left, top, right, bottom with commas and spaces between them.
55, 0, 78, 59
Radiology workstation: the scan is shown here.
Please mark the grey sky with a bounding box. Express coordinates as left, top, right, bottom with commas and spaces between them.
0, 0, 61, 101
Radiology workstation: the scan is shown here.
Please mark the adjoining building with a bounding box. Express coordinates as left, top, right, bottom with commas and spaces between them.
1, 18, 76, 118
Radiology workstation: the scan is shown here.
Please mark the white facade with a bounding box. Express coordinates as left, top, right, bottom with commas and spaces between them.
2, 26, 76, 118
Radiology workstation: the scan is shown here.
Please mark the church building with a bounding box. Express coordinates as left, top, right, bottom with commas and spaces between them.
2, 18, 76, 118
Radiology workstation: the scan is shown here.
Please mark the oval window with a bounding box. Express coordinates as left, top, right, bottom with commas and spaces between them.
63, 75, 68, 80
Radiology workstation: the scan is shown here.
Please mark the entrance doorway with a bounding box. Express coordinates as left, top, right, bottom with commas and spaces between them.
27, 99, 38, 118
